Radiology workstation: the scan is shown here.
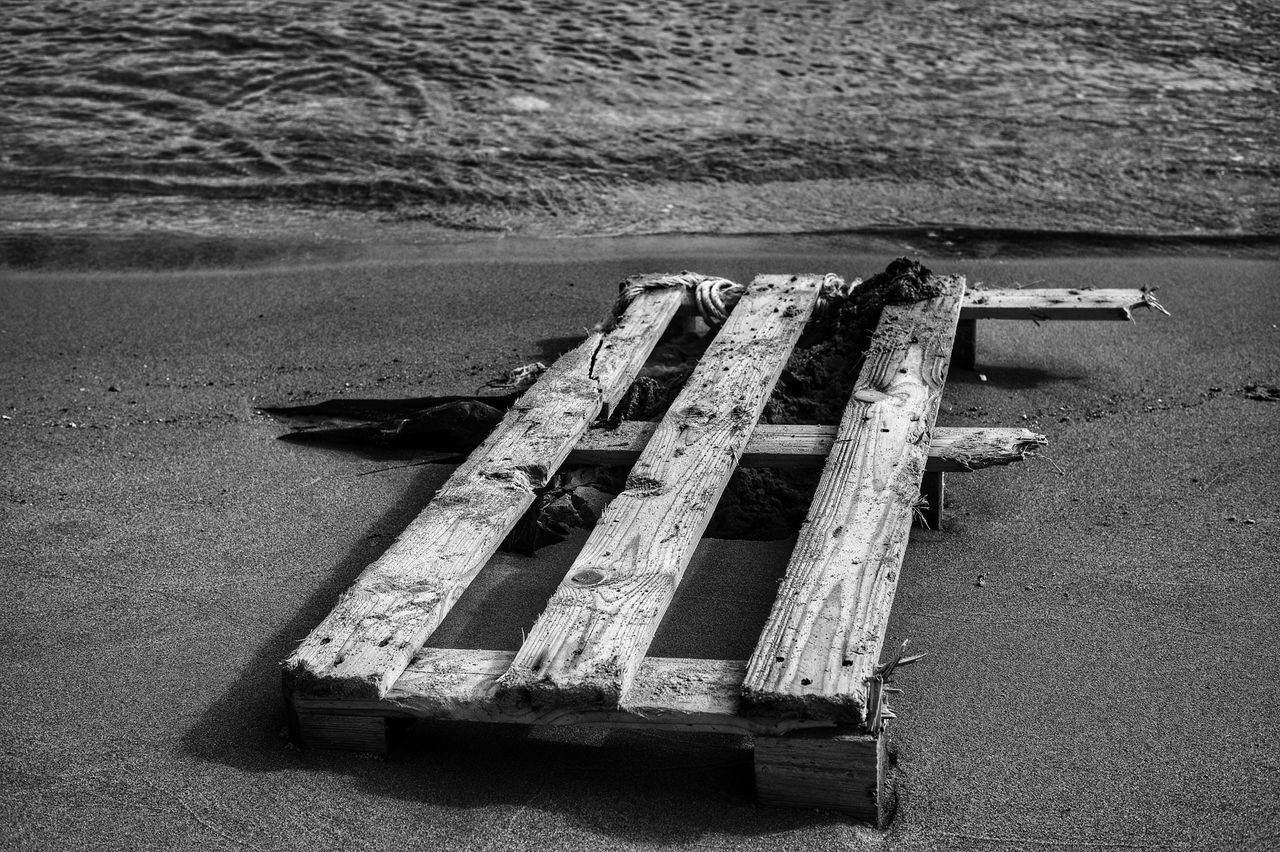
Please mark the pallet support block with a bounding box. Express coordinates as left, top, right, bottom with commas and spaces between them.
754, 727, 886, 824
291, 709, 401, 755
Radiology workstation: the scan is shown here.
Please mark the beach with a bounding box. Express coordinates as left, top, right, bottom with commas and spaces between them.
1, 240, 1277, 850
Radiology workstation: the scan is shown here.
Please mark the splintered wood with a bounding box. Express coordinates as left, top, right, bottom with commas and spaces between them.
281, 267, 1128, 822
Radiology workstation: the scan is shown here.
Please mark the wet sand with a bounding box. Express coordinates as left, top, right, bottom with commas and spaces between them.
1, 240, 1277, 850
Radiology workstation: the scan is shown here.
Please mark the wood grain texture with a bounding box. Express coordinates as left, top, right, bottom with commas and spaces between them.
288, 649, 831, 735
754, 728, 885, 823
742, 278, 966, 724
291, 711, 396, 755
570, 422, 1045, 472
283, 287, 685, 699
497, 275, 824, 709
677, 286, 1154, 321
960, 288, 1156, 320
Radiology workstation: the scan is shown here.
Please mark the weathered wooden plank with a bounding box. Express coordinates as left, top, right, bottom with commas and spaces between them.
678, 286, 1158, 322
754, 728, 885, 823
288, 649, 828, 735
959, 288, 1162, 320
498, 275, 825, 709
283, 286, 685, 699
569, 422, 1045, 472
742, 277, 966, 723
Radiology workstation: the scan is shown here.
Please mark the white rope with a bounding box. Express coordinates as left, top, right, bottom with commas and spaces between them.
693, 275, 740, 326
611, 271, 745, 327
610, 271, 859, 328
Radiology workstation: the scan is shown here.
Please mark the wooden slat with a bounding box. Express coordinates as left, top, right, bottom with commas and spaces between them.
742, 277, 966, 723
288, 649, 828, 735
958, 288, 1155, 320
498, 275, 824, 709
569, 422, 1045, 472
283, 287, 685, 699
678, 286, 1155, 322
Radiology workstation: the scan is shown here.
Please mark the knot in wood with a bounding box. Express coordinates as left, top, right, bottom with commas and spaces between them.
623, 474, 666, 497
853, 388, 897, 405
675, 404, 717, 427
568, 568, 607, 587
483, 463, 548, 491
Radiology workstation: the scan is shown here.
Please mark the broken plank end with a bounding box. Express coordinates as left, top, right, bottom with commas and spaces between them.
740, 685, 868, 727
495, 659, 625, 712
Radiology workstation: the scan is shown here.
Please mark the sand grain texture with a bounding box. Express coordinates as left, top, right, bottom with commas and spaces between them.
1, 241, 1277, 851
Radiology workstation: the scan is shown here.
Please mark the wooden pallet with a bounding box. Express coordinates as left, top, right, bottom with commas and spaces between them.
281, 271, 1156, 824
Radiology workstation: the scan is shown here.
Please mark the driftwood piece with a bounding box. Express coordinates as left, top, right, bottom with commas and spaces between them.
569, 422, 1045, 471
283, 286, 685, 698
741, 277, 966, 723
497, 275, 824, 709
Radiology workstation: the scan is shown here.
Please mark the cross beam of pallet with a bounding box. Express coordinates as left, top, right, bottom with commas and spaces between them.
679, 285, 1163, 372
570, 421, 1043, 534
283, 281, 687, 698
956, 288, 1165, 370
292, 649, 801, 736
497, 274, 824, 708
290, 646, 887, 821
678, 285, 1159, 323
570, 422, 1045, 472
742, 277, 966, 723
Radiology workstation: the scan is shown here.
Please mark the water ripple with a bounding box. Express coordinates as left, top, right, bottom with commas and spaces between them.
2, 0, 1277, 237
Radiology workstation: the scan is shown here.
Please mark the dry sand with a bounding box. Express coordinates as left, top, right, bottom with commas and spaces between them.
1, 239, 1277, 851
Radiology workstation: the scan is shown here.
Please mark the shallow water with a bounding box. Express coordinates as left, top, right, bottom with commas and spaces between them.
2, 0, 1278, 242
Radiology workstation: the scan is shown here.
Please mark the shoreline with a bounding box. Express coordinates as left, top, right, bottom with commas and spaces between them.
4, 223, 1280, 274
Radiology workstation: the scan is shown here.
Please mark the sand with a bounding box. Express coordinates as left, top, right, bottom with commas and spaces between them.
1, 239, 1277, 851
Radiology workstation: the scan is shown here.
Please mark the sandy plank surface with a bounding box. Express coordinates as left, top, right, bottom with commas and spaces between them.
1, 242, 1277, 851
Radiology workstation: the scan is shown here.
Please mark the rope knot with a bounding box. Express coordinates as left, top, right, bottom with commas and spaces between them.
608, 271, 745, 328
